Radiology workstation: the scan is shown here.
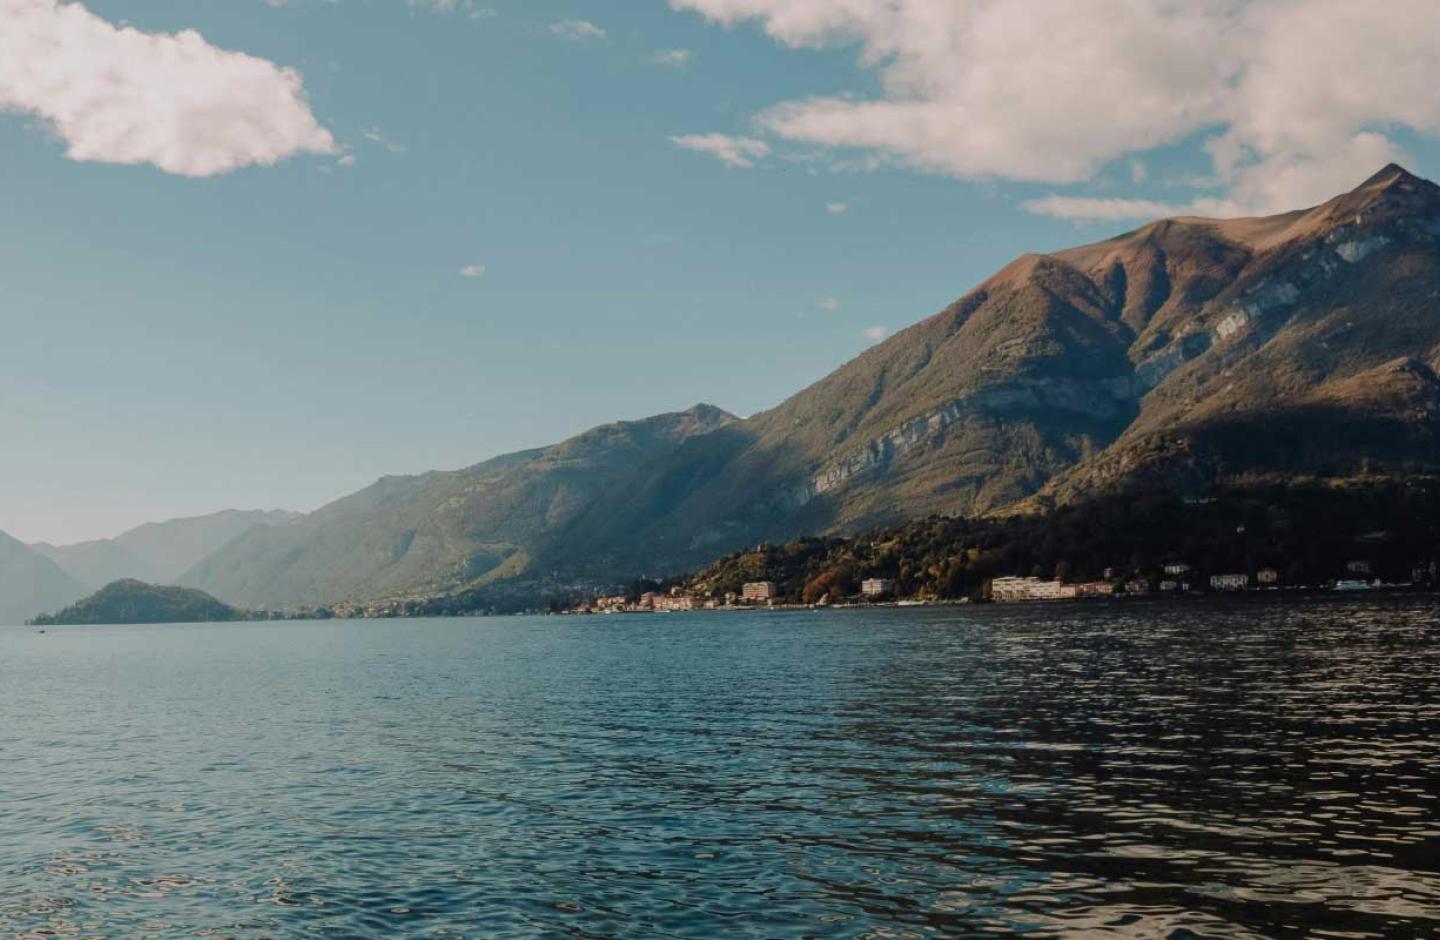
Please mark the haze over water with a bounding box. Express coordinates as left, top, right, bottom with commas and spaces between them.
2, 598, 1438, 938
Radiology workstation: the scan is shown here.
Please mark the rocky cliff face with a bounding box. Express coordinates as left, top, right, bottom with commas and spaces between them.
184, 165, 1440, 608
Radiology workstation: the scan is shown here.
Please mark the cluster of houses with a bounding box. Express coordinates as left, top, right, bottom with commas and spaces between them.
987, 560, 1401, 602
563, 556, 1419, 614
581, 581, 782, 615
573, 576, 901, 615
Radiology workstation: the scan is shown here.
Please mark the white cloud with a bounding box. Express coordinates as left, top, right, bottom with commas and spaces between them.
820, 297, 839, 311
410, 0, 495, 16
1022, 195, 1181, 222
460, 263, 486, 278
550, 19, 607, 42
672, 0, 1440, 215
825, 201, 848, 215
670, 133, 770, 168
863, 325, 888, 342
0, 0, 334, 177
649, 49, 693, 67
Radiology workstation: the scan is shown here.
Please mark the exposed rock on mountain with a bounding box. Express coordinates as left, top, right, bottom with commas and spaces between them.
1040, 163, 1440, 502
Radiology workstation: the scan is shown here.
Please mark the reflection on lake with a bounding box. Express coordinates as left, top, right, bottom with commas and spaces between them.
2, 596, 1437, 937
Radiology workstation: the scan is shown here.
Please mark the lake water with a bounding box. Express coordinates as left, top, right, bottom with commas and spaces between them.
2, 596, 1438, 938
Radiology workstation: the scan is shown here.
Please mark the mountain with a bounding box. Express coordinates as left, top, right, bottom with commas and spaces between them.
0, 530, 90, 625
1037, 163, 1440, 502
115, 509, 299, 582
179, 406, 737, 608
31, 538, 163, 589
34, 509, 298, 589
547, 163, 1440, 573
31, 579, 242, 626
184, 165, 1440, 609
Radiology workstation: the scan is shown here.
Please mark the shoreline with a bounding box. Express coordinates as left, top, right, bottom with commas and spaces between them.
555, 582, 1439, 616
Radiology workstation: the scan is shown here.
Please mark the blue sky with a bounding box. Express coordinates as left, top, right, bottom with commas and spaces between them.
3, 0, 1440, 544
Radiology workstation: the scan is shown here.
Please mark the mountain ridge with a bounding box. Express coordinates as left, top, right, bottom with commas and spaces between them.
32, 508, 299, 590
0, 529, 90, 625
182, 165, 1440, 609
179, 405, 738, 607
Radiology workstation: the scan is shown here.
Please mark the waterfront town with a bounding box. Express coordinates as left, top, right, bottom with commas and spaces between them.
558, 559, 1426, 615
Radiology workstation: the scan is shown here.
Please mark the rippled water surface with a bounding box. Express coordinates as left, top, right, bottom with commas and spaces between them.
3, 597, 1439, 938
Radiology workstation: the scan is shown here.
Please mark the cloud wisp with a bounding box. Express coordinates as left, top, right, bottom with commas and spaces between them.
0, 0, 335, 177
648, 49, 694, 68
670, 133, 770, 168
672, 0, 1440, 219
550, 19, 607, 42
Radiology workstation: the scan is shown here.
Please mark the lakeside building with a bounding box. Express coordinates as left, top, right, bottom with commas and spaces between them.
1074, 581, 1115, 597
1346, 560, 1373, 575
1163, 562, 1192, 576
1256, 568, 1280, 585
991, 577, 1078, 602
742, 581, 778, 603
861, 578, 895, 597
1210, 573, 1249, 591
654, 594, 700, 612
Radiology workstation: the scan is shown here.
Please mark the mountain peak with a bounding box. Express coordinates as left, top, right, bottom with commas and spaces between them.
1341, 162, 1439, 208
1359, 162, 1420, 190
1298, 161, 1440, 237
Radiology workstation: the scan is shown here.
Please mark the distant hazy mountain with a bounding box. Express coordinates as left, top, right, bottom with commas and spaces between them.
0, 530, 89, 625
32, 579, 242, 626
35, 509, 298, 589
115, 509, 298, 582
184, 165, 1440, 609
180, 406, 736, 608
31, 539, 163, 589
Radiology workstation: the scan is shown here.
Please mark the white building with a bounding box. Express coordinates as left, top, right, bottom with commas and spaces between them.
1210, 573, 1249, 591
990, 577, 1078, 602
861, 578, 895, 597
741, 581, 777, 602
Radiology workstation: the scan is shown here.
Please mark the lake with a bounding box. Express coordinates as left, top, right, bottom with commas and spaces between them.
2, 596, 1438, 938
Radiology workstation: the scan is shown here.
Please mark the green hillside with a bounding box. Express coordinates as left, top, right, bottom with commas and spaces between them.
32, 580, 244, 626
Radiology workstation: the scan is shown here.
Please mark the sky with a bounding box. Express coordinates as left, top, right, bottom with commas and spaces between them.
4, 0, 1440, 544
